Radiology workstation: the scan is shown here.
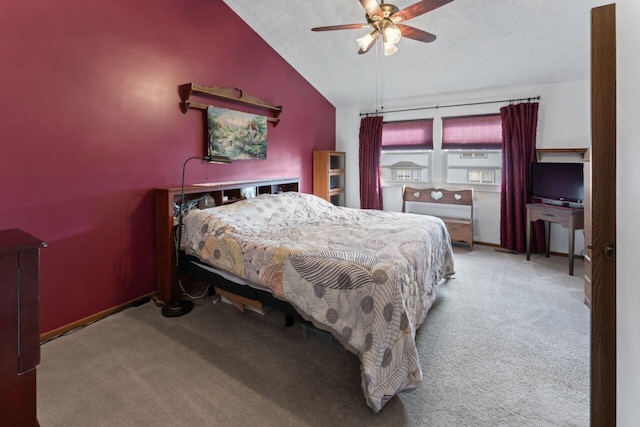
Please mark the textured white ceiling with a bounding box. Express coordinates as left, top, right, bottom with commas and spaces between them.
222, 0, 607, 108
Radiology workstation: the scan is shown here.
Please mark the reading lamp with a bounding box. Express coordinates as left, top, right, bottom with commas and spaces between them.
161, 154, 232, 318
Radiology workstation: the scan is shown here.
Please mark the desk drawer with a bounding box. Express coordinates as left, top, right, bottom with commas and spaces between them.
530, 209, 573, 227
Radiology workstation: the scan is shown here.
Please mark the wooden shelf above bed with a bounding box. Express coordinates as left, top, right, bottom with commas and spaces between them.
154, 178, 299, 303
179, 83, 282, 126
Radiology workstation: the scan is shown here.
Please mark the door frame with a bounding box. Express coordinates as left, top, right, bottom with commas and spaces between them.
590, 4, 617, 426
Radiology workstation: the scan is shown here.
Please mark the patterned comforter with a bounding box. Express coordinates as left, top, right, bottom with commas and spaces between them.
181, 192, 455, 412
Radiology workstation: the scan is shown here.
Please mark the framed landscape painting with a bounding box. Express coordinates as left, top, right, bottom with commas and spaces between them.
206, 106, 267, 160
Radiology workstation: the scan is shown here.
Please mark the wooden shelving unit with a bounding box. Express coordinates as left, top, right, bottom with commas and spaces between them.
313, 151, 346, 206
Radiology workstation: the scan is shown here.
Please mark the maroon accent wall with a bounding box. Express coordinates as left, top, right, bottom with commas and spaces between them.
0, 0, 335, 333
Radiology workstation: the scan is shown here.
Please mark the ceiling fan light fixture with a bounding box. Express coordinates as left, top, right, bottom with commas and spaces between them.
384, 25, 402, 44
315, 0, 452, 56
357, 30, 377, 50
383, 41, 398, 56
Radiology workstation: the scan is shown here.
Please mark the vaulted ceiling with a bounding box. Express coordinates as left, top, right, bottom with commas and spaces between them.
223, 0, 607, 108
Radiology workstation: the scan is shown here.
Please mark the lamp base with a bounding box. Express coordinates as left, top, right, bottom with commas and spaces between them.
161, 299, 194, 317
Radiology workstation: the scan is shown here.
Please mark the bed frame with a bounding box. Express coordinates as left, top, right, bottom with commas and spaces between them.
180, 254, 304, 325
156, 179, 454, 411
155, 178, 300, 306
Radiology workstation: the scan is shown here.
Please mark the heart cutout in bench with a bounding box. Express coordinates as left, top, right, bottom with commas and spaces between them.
431, 191, 443, 201
413, 191, 421, 198
454, 194, 462, 200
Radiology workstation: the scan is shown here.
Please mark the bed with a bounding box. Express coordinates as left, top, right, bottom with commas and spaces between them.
178, 190, 455, 412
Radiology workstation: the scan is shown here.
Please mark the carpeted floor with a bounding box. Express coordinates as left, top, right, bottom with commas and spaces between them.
37, 245, 590, 426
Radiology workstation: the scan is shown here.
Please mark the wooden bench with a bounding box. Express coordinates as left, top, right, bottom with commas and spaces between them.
402, 186, 474, 250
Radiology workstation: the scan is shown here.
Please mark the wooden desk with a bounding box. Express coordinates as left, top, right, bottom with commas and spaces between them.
526, 203, 584, 276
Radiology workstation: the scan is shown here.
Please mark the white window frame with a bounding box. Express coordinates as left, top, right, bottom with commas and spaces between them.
460, 152, 488, 158
392, 168, 422, 182
381, 149, 432, 185
467, 169, 495, 184
443, 149, 502, 187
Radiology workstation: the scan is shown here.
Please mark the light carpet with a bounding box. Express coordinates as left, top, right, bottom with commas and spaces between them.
37, 245, 590, 426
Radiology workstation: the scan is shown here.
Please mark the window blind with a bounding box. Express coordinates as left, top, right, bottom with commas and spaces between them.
381, 119, 434, 150
442, 114, 502, 149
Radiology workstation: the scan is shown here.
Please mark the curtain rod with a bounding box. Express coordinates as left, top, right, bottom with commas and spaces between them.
359, 96, 541, 117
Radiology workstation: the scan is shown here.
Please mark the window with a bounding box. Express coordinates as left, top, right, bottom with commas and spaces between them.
392, 166, 422, 182
468, 170, 495, 184
460, 152, 487, 158
380, 119, 433, 184
442, 114, 502, 185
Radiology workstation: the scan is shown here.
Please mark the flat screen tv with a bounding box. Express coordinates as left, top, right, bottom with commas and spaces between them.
530, 162, 584, 207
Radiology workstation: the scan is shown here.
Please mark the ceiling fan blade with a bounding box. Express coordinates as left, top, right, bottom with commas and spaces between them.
312, 23, 368, 32
397, 24, 437, 43
358, 31, 380, 54
359, 0, 383, 20
393, 0, 454, 22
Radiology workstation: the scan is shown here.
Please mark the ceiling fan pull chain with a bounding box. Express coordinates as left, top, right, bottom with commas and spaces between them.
380, 55, 384, 112
375, 41, 380, 112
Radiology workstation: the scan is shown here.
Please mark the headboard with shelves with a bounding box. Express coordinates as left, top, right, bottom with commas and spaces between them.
155, 177, 299, 302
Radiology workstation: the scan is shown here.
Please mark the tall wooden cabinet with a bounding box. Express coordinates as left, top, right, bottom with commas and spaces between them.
0, 229, 45, 427
313, 151, 346, 206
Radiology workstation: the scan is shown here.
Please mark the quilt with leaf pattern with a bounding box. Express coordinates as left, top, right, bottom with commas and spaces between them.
181, 192, 454, 412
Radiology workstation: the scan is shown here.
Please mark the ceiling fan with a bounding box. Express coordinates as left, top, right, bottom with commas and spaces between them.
311, 0, 454, 56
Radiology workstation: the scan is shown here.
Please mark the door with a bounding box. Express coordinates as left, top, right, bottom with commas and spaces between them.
590, 4, 616, 426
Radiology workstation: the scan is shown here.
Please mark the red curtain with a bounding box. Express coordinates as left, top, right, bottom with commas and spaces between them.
500, 102, 545, 252
359, 116, 384, 210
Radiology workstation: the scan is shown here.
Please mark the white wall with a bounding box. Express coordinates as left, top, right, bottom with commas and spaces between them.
616, 1, 640, 425
336, 79, 590, 253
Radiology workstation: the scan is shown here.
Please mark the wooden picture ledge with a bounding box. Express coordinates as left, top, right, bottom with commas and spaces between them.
179, 83, 282, 126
